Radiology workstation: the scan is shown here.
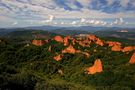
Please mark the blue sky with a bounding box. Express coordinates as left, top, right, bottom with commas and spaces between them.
0, 0, 135, 28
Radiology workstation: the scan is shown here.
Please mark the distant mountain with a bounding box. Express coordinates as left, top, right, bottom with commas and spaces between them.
3, 30, 57, 39
0, 26, 135, 37
95, 30, 135, 39
25, 25, 135, 32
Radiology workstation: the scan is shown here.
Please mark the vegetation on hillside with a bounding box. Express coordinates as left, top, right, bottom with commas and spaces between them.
0, 30, 135, 90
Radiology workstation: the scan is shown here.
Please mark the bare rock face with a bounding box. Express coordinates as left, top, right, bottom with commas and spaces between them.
86, 59, 103, 74
62, 45, 76, 54
87, 35, 98, 41
32, 40, 45, 46
63, 36, 70, 46
96, 38, 104, 46
111, 45, 122, 51
72, 38, 76, 45
122, 46, 135, 52
77, 40, 90, 47
129, 53, 135, 64
53, 55, 62, 61
54, 36, 63, 43
107, 41, 121, 47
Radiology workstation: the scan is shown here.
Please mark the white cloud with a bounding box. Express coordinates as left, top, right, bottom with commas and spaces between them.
94, 21, 100, 25
12, 21, 18, 25
81, 18, 86, 23
61, 22, 64, 25
71, 21, 77, 25
120, 18, 124, 23
49, 15, 54, 22
111, 18, 127, 26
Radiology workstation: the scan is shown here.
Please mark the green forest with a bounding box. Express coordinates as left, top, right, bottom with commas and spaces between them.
0, 29, 135, 90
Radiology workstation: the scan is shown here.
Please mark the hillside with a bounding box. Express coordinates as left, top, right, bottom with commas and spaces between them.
46, 29, 90, 36
95, 30, 135, 39
94, 30, 135, 45
0, 33, 135, 90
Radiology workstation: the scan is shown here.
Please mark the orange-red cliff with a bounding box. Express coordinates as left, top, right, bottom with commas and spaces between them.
32, 40, 45, 46
62, 45, 76, 54
53, 55, 62, 61
54, 36, 63, 43
86, 59, 103, 74
129, 53, 135, 64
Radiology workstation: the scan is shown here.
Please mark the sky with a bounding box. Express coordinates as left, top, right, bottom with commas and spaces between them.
0, 0, 135, 28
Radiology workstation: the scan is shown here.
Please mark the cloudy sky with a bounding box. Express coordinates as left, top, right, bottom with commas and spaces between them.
0, 0, 135, 28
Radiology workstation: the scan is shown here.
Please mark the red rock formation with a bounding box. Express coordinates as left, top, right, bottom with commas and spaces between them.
62, 45, 76, 54
63, 36, 70, 46
86, 59, 103, 74
32, 40, 45, 46
53, 55, 62, 61
96, 38, 104, 46
54, 36, 63, 43
107, 41, 121, 47
111, 45, 122, 51
76, 38, 91, 47
129, 53, 135, 64
122, 46, 135, 52
87, 35, 98, 41
72, 38, 76, 45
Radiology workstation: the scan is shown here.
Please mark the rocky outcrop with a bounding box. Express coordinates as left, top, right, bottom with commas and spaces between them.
53, 55, 62, 61
77, 40, 91, 47
72, 38, 76, 45
63, 36, 70, 46
107, 41, 121, 47
122, 46, 135, 52
54, 36, 63, 43
62, 45, 76, 54
87, 35, 97, 41
32, 40, 45, 46
86, 59, 103, 74
111, 45, 122, 51
96, 38, 104, 46
129, 53, 135, 64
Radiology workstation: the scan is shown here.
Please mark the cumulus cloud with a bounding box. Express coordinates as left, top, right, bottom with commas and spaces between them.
110, 18, 128, 26
81, 18, 86, 23
71, 21, 77, 25
12, 21, 18, 25
49, 15, 54, 21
